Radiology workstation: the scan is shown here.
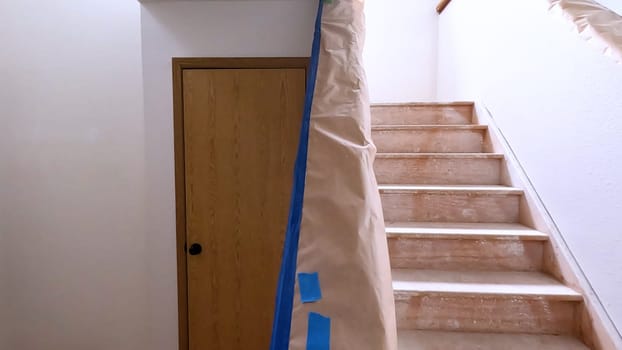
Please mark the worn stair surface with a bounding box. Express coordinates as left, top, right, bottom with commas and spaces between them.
393, 269, 581, 334
379, 185, 522, 223
372, 102, 590, 349
397, 330, 590, 350
373, 125, 487, 153
387, 222, 547, 271
374, 153, 503, 185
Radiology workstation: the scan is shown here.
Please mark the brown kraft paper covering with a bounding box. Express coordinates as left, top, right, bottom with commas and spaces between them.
289, 0, 397, 349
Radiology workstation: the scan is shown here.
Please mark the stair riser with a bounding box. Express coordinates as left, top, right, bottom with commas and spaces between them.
381, 192, 520, 223
397, 331, 591, 350
388, 236, 544, 271
375, 157, 501, 185
395, 293, 579, 334
372, 105, 473, 125
373, 129, 484, 153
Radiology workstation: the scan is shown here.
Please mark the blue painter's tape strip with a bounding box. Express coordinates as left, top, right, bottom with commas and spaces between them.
307, 312, 331, 350
270, 1, 324, 350
298, 272, 322, 303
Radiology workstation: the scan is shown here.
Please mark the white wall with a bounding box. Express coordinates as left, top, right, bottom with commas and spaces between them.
437, 0, 622, 332
0, 1, 147, 349
140, 1, 316, 348
599, 0, 622, 14
363, 0, 439, 103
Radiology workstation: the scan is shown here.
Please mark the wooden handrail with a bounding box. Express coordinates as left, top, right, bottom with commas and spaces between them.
437, 0, 452, 14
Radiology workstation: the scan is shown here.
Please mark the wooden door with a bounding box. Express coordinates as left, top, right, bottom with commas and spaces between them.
177, 63, 306, 350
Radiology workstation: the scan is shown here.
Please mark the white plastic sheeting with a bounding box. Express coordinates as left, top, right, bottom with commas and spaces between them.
549, 0, 622, 63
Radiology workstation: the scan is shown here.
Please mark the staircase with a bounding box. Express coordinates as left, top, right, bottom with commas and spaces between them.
372, 102, 591, 349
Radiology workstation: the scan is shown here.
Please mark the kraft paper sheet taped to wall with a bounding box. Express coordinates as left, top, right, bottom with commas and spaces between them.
270, 0, 397, 349
549, 0, 622, 63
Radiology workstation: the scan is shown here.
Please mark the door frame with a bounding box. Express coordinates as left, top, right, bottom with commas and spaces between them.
172, 57, 309, 350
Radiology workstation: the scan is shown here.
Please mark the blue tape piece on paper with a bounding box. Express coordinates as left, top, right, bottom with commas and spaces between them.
306, 312, 330, 350
298, 272, 322, 303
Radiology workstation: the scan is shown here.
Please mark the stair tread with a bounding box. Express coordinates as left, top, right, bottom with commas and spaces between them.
398, 330, 590, 350
379, 185, 523, 195
385, 222, 548, 240
373, 125, 486, 130
376, 153, 503, 159
392, 269, 582, 300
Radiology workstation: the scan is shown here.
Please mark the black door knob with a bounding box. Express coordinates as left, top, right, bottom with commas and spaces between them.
188, 243, 202, 256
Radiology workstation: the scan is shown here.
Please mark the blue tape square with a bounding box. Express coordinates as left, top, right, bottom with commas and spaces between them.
306, 312, 330, 350
298, 272, 322, 303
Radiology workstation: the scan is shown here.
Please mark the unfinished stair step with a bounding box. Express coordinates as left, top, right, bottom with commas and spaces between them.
385, 222, 548, 240
379, 185, 522, 223
392, 269, 582, 299
375, 153, 503, 185
398, 330, 590, 350
387, 222, 547, 271
372, 125, 487, 153
393, 269, 582, 334
372, 102, 474, 125
379, 184, 523, 195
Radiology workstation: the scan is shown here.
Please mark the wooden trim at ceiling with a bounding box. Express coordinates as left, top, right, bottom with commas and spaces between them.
171, 57, 309, 350
437, 0, 453, 14
173, 57, 311, 70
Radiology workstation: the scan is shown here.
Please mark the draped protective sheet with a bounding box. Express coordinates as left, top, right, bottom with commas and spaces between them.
549, 0, 622, 63
270, 0, 397, 349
